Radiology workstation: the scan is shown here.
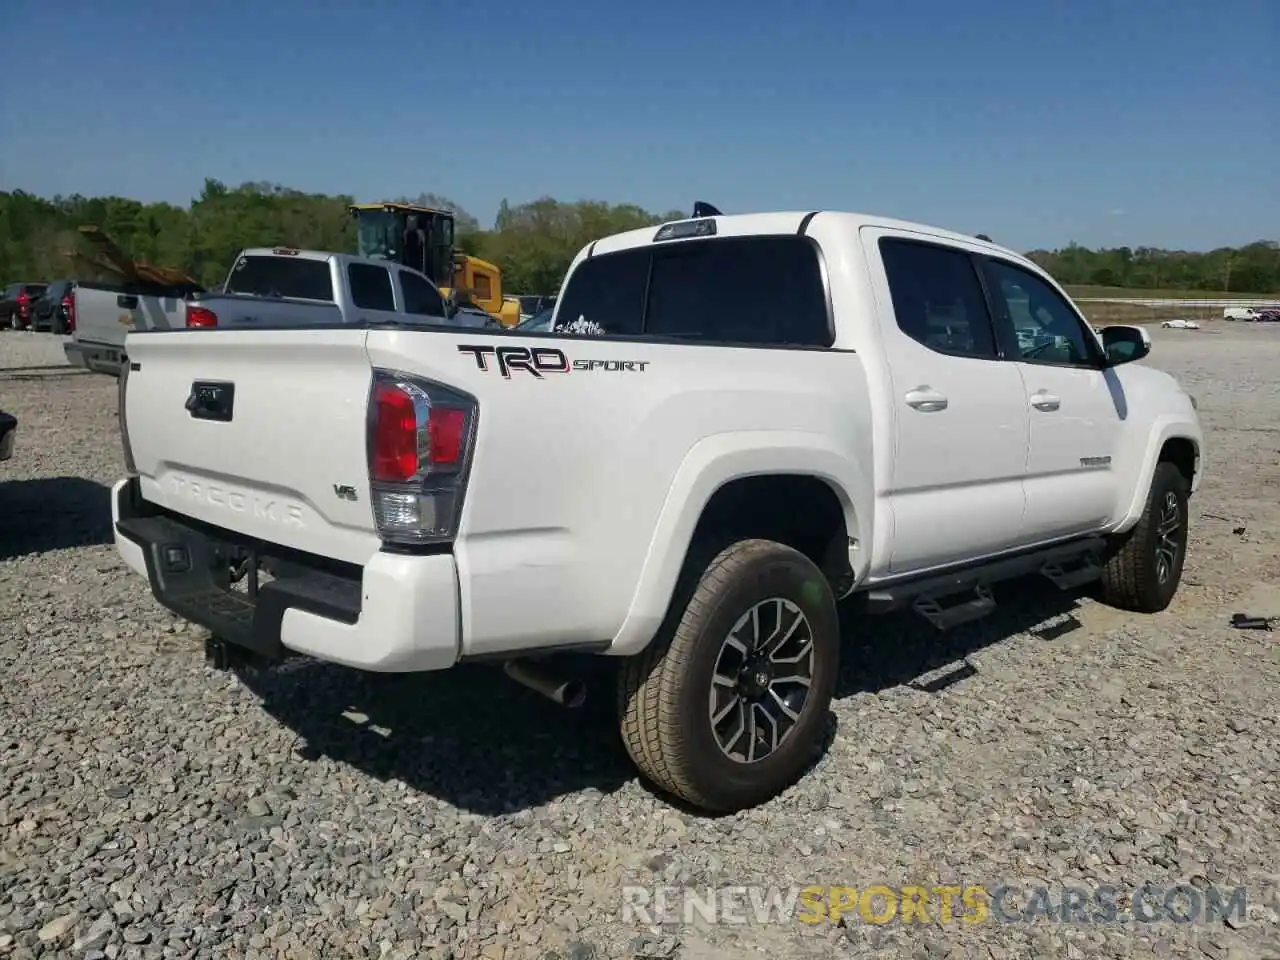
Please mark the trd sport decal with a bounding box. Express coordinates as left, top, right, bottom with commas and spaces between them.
457, 345, 649, 379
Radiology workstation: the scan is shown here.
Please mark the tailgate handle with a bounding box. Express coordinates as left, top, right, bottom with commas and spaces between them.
117, 295, 139, 309
185, 381, 235, 422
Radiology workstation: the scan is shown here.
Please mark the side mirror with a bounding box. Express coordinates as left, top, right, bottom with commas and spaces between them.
1099, 324, 1151, 365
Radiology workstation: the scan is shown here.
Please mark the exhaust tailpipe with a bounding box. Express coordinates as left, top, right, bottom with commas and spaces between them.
502, 658, 587, 709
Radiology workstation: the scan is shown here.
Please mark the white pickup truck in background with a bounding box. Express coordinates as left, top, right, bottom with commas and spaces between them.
66, 248, 497, 375
110, 209, 1203, 812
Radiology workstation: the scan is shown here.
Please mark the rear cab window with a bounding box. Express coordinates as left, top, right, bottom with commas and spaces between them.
225, 255, 334, 301
554, 234, 831, 346
555, 250, 649, 335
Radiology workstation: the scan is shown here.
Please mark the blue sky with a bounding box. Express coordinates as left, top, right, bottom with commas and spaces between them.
2, 0, 1276, 252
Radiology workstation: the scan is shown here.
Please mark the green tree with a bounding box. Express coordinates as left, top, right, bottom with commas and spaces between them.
2, 184, 1277, 296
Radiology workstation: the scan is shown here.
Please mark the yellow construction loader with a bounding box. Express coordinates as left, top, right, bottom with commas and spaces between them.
348, 201, 520, 327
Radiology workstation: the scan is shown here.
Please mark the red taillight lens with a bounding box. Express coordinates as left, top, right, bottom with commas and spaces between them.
371, 382, 420, 482
62, 295, 76, 331
429, 408, 466, 465
367, 372, 476, 546
186, 306, 218, 328
16, 293, 28, 305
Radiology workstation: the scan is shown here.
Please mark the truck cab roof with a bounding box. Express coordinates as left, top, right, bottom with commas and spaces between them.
583, 210, 1032, 269
237, 247, 400, 269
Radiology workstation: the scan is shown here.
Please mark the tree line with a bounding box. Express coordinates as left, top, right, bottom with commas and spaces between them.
1026, 241, 1279, 295
1, 179, 1276, 295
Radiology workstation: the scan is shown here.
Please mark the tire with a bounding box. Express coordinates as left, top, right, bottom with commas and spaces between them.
617, 538, 839, 812
1099, 461, 1190, 612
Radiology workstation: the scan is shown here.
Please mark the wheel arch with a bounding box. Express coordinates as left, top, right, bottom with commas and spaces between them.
1113, 419, 1201, 533
606, 431, 869, 657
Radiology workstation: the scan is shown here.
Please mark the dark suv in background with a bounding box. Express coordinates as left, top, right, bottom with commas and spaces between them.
31, 280, 78, 334
1, 282, 49, 330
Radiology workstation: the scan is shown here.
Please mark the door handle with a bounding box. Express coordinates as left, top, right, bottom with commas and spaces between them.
1030, 392, 1061, 411
904, 387, 948, 412
117, 295, 139, 309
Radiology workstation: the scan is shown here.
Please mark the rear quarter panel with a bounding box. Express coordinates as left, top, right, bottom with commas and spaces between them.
364, 328, 874, 658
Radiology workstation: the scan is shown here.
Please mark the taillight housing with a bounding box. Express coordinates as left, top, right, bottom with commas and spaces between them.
186, 306, 217, 328
118, 359, 136, 474
16, 292, 29, 317
366, 371, 477, 545
62, 293, 76, 332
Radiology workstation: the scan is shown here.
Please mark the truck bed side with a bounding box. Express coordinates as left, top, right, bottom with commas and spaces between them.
120, 323, 874, 661
362, 328, 875, 659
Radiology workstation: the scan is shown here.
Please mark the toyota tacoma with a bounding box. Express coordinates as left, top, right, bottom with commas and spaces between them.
110, 210, 1203, 812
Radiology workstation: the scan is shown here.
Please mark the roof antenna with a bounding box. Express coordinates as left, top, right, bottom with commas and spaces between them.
692, 201, 722, 218
975, 233, 992, 242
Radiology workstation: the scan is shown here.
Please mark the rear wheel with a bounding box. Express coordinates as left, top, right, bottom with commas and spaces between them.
1100, 461, 1190, 612
617, 538, 839, 812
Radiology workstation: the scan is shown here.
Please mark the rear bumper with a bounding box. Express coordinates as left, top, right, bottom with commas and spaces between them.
112, 477, 461, 672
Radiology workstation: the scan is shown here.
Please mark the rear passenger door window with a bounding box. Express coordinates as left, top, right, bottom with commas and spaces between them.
399, 270, 447, 318
348, 263, 396, 312
982, 259, 1101, 367
554, 249, 649, 335
644, 237, 831, 346
878, 238, 998, 359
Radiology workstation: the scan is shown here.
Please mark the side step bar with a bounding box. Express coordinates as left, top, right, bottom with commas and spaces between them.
912, 584, 996, 630
1040, 552, 1104, 591
865, 537, 1107, 630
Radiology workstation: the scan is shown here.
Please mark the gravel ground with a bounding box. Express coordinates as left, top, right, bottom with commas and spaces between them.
1, 326, 1278, 960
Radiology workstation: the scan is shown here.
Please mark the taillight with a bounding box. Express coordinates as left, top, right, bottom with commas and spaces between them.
186, 306, 218, 328
371, 382, 421, 482
16, 292, 29, 317
367, 372, 476, 545
429, 408, 466, 464
62, 294, 76, 332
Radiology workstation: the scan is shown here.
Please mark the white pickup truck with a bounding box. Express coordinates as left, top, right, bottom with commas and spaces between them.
66, 248, 496, 375
110, 210, 1203, 812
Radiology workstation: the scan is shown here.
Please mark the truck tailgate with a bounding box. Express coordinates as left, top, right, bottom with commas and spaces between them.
123, 329, 381, 565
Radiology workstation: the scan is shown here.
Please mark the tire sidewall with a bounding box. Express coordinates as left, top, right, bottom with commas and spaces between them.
675, 544, 839, 809
1143, 463, 1190, 607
